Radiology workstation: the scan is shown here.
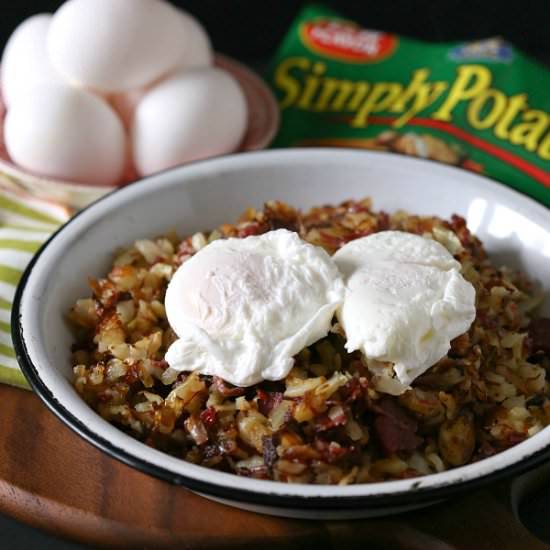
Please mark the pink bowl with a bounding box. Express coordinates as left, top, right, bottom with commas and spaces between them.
0, 54, 279, 209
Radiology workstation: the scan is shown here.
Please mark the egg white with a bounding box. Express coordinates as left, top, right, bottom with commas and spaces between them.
165, 229, 345, 386
333, 231, 476, 394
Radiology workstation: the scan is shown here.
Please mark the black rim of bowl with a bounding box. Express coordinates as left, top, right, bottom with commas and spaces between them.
11, 152, 550, 511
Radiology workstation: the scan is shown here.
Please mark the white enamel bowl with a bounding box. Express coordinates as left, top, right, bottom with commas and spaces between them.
12, 149, 550, 519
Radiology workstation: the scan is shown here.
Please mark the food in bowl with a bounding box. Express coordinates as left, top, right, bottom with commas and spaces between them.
69, 198, 550, 484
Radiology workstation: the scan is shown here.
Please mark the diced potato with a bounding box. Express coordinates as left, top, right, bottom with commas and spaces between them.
94, 314, 126, 353
69, 298, 98, 328
237, 411, 271, 452
166, 372, 207, 414
109, 266, 141, 291
116, 300, 136, 324
438, 413, 475, 466
135, 239, 164, 263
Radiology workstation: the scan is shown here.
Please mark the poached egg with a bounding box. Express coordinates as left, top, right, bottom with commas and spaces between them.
333, 230, 476, 394
165, 229, 344, 386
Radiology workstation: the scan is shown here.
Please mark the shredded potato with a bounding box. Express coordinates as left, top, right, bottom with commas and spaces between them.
70, 199, 550, 484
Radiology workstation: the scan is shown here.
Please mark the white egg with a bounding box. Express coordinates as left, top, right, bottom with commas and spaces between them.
108, 11, 213, 128
47, 0, 194, 92
177, 13, 213, 70
4, 84, 126, 185
132, 67, 248, 176
165, 229, 345, 386
1, 14, 62, 107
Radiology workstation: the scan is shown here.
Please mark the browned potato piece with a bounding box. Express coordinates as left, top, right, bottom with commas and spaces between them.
438, 412, 476, 466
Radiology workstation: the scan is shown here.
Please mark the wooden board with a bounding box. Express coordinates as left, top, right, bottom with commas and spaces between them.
0, 383, 546, 549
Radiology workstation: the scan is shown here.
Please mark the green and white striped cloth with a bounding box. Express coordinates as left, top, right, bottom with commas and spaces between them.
0, 185, 69, 389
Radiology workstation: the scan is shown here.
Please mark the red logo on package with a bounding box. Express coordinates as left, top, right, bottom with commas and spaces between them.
300, 19, 398, 63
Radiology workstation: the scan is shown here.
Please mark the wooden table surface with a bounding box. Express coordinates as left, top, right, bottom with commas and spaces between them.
0, 383, 547, 549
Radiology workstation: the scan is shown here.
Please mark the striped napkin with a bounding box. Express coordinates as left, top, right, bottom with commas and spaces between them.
0, 183, 70, 389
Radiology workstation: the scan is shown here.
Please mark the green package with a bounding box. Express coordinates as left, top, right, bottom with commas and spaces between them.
266, 5, 550, 206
